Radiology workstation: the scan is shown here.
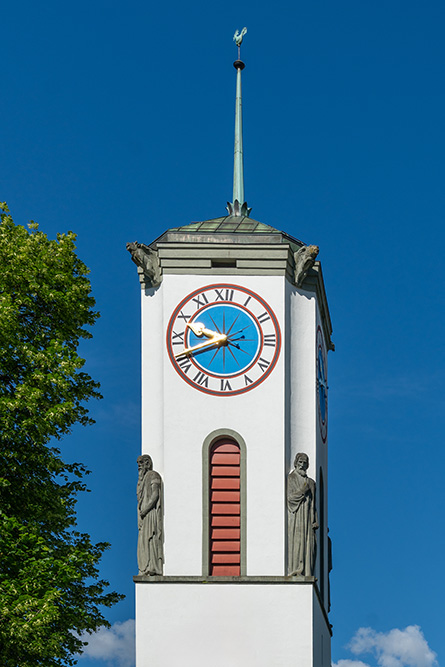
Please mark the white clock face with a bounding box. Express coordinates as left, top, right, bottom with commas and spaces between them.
166, 283, 281, 396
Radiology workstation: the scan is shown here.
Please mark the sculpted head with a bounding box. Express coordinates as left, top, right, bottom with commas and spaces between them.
137, 454, 153, 473
307, 245, 319, 259
294, 452, 309, 473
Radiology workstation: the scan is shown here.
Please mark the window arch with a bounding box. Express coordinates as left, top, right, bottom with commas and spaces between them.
202, 429, 246, 576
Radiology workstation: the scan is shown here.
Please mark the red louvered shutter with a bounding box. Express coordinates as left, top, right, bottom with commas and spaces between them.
209, 439, 241, 576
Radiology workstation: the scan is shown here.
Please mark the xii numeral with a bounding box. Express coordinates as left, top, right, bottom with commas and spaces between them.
214, 288, 234, 302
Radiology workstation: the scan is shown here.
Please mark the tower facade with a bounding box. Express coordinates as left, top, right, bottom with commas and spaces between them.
130, 32, 333, 667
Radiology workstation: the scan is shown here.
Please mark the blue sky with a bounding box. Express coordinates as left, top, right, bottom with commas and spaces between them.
2, 1, 444, 666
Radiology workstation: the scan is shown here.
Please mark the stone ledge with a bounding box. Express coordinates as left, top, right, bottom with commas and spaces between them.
133, 575, 316, 584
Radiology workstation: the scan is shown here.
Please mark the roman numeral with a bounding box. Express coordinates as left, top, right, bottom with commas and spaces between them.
257, 311, 270, 324
193, 371, 209, 387
214, 288, 234, 302
257, 357, 270, 373
192, 293, 209, 308
220, 379, 232, 392
244, 374, 253, 386
177, 357, 192, 374
171, 330, 185, 345
243, 296, 252, 307
177, 310, 191, 322
263, 333, 276, 347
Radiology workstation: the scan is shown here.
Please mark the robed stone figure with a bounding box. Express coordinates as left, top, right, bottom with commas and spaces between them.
137, 455, 164, 576
287, 453, 318, 576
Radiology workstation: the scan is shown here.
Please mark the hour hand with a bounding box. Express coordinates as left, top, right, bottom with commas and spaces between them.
175, 322, 227, 359
175, 334, 227, 359
186, 322, 217, 339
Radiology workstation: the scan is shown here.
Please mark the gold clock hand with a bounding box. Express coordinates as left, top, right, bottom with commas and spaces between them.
186, 321, 219, 339
175, 333, 228, 359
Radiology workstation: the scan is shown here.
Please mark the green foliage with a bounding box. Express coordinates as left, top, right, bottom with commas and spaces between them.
0, 203, 123, 666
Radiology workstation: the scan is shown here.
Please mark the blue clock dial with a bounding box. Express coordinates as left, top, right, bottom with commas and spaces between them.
166, 284, 281, 396
187, 305, 260, 377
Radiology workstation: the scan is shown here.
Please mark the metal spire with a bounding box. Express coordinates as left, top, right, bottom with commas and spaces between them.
227, 28, 251, 217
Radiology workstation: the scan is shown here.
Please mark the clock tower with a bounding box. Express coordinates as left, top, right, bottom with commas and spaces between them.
130, 30, 333, 667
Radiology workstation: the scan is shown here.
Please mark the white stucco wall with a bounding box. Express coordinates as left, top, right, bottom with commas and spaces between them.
288, 282, 317, 471
136, 583, 327, 667
137, 271, 331, 666
313, 586, 332, 667
142, 274, 289, 576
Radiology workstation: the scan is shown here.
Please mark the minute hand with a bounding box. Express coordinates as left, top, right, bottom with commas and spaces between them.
175, 333, 227, 359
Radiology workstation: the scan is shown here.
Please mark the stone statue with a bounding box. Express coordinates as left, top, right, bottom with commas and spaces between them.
126, 241, 162, 288
137, 454, 164, 576
294, 244, 319, 288
287, 453, 318, 576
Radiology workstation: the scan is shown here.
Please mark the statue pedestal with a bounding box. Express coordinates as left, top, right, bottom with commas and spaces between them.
135, 577, 331, 667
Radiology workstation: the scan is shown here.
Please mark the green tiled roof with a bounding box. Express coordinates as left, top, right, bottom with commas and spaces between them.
149, 215, 305, 253
163, 215, 304, 249
168, 215, 281, 235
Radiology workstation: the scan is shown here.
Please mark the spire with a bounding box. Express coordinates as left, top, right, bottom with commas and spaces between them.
227, 28, 252, 218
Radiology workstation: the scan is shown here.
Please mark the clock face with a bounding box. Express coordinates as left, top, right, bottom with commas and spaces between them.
166, 284, 281, 396
316, 325, 328, 442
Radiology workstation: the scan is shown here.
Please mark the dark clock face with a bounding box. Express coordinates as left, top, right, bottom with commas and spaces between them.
317, 325, 328, 442
166, 284, 281, 396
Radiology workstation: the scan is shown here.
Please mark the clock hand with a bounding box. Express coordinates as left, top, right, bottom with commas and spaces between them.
187, 321, 220, 339
175, 332, 228, 359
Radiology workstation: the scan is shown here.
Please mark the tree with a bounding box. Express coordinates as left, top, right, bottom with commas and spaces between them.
0, 203, 123, 666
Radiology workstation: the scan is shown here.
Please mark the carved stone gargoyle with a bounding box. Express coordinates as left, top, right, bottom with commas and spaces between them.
294, 245, 319, 288
126, 242, 162, 288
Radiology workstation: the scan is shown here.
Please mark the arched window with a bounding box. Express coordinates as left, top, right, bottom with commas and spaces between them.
202, 430, 246, 577
209, 439, 240, 575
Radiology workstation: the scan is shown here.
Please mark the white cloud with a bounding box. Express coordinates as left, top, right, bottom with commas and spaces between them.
79, 618, 135, 667
333, 625, 437, 667
333, 661, 371, 667
78, 621, 436, 667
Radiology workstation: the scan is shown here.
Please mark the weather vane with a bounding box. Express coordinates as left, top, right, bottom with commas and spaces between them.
233, 27, 247, 60
227, 27, 251, 218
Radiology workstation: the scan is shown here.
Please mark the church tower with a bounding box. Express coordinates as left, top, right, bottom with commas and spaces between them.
130, 30, 333, 667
